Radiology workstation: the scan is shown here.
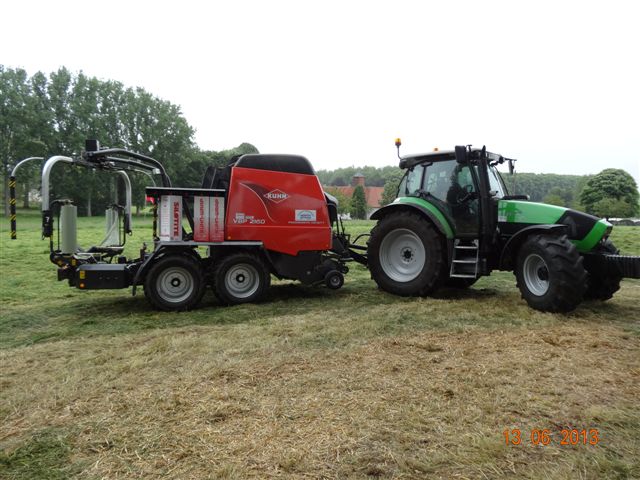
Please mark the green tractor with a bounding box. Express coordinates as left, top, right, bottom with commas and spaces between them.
368, 142, 640, 312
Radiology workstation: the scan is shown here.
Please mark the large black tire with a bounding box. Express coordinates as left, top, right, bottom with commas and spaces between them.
444, 277, 478, 288
515, 234, 587, 313
144, 255, 206, 311
584, 240, 622, 301
368, 211, 446, 296
213, 252, 271, 305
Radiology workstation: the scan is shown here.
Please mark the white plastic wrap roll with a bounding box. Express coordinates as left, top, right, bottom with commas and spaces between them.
60, 204, 78, 254
104, 208, 120, 246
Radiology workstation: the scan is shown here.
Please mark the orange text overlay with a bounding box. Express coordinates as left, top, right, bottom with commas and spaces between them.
503, 428, 600, 446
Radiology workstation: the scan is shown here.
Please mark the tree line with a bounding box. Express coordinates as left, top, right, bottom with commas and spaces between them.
1, 66, 257, 216
3, 65, 637, 219
322, 167, 638, 218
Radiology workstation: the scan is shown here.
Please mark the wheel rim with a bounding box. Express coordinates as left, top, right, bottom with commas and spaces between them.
156, 266, 194, 303
523, 254, 550, 296
225, 263, 260, 299
379, 228, 426, 282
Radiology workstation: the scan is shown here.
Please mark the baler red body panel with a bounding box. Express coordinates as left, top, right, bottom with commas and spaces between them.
225, 166, 331, 255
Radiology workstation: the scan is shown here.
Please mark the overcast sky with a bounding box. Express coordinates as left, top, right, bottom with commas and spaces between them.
3, 0, 639, 183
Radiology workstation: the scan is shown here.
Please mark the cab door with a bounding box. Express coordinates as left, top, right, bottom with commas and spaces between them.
446, 164, 480, 237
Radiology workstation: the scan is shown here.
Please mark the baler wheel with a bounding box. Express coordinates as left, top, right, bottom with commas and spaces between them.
144, 255, 205, 311
213, 252, 271, 305
325, 270, 344, 290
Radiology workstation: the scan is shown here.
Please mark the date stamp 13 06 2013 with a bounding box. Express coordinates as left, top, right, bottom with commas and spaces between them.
503, 428, 600, 446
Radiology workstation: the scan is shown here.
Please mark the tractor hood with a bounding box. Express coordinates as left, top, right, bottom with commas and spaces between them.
497, 200, 612, 252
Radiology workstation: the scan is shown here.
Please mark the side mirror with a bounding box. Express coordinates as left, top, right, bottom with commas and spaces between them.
455, 145, 467, 164
508, 159, 514, 175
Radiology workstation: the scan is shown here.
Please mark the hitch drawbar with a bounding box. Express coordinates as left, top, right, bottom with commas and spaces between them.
602, 254, 640, 279
584, 253, 640, 279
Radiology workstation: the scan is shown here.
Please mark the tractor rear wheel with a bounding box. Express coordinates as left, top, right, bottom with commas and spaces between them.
515, 234, 587, 312
368, 211, 445, 296
584, 239, 621, 301
144, 254, 206, 311
213, 252, 271, 305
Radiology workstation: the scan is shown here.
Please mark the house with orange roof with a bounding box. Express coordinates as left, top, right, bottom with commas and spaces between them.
324, 173, 385, 218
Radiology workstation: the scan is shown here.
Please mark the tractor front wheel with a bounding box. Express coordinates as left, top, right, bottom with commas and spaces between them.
213, 252, 271, 305
515, 234, 587, 313
368, 211, 445, 296
144, 255, 206, 311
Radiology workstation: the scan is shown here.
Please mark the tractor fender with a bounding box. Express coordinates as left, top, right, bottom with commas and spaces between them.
499, 224, 569, 270
370, 203, 453, 240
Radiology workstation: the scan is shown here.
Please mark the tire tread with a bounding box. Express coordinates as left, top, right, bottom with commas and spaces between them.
515, 234, 587, 313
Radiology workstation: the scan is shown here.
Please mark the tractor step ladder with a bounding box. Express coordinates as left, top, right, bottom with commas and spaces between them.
450, 238, 480, 278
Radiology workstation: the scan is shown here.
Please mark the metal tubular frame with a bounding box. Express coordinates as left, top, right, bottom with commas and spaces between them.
41, 156, 74, 212
86, 148, 171, 187
115, 170, 133, 234
40, 156, 74, 239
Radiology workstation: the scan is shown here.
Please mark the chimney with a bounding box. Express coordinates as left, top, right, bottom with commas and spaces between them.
352, 173, 365, 187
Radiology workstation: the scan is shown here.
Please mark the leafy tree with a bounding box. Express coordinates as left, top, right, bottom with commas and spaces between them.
543, 193, 565, 207
503, 172, 583, 203
333, 176, 347, 186
318, 164, 402, 188
1, 66, 262, 217
350, 185, 367, 219
324, 187, 351, 214
0, 67, 33, 215
380, 169, 403, 206
572, 174, 594, 210
580, 169, 639, 217
543, 186, 572, 207
592, 198, 636, 219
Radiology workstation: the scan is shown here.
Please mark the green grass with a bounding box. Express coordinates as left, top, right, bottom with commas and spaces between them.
1, 210, 639, 479
0, 429, 82, 480
1, 213, 637, 349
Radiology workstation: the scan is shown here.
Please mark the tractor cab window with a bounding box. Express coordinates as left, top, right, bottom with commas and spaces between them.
399, 159, 479, 235
421, 160, 476, 203
400, 165, 425, 196
423, 160, 479, 235
422, 161, 457, 201
487, 166, 507, 198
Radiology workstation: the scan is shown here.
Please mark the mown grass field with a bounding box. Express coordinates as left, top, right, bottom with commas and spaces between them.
1, 211, 639, 479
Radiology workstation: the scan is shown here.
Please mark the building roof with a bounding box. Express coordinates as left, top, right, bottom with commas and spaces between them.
326, 185, 385, 209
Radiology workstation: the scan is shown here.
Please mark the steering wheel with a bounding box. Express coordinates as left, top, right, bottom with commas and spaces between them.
451, 184, 474, 204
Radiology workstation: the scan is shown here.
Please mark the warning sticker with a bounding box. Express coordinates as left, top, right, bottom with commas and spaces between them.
295, 209, 317, 222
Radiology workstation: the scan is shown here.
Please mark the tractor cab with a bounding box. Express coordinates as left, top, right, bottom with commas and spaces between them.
390, 146, 517, 277
397, 146, 517, 235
